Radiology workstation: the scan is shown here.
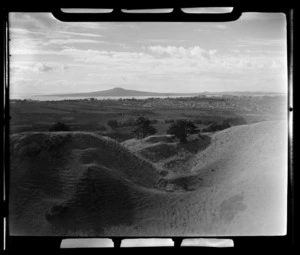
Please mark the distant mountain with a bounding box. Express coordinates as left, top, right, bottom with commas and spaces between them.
44, 87, 286, 98
46, 87, 200, 97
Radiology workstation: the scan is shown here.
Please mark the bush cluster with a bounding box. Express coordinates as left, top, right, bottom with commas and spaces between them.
49, 122, 70, 132
167, 120, 200, 143
108, 118, 159, 129
132, 117, 157, 139
165, 119, 175, 124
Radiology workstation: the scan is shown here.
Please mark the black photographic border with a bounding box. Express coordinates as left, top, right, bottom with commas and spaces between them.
1, 2, 295, 251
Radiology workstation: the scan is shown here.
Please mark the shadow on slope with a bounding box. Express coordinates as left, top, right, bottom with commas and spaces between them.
9, 132, 162, 235
44, 165, 151, 234
10, 132, 160, 188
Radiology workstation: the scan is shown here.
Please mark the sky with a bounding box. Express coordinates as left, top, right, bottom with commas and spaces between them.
9, 10, 288, 96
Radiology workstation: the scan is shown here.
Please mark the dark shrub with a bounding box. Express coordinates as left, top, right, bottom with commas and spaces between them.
145, 125, 157, 136
167, 120, 200, 143
165, 119, 175, 124
132, 116, 157, 139
49, 122, 70, 132
98, 125, 107, 131
202, 120, 214, 125
107, 119, 119, 129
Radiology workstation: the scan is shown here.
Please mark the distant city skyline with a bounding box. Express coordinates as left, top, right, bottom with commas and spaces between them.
9, 12, 287, 97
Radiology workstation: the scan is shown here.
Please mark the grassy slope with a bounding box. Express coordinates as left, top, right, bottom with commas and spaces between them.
120, 121, 287, 236
9, 121, 287, 236
9, 132, 161, 235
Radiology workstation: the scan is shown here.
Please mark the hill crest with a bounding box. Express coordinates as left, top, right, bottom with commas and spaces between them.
46, 87, 200, 97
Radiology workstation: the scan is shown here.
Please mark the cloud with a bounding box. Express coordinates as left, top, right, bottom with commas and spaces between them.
10, 13, 60, 30
10, 21, 103, 41
209, 49, 217, 55
11, 62, 67, 73
62, 65, 71, 71
58, 46, 282, 78
47, 38, 102, 45
236, 38, 286, 48
57, 31, 103, 38
9, 12, 104, 31
9, 12, 287, 95
9, 13, 107, 40
148, 45, 186, 57
136, 39, 187, 44
9, 28, 46, 37
65, 22, 107, 30
148, 45, 216, 59
10, 47, 61, 55
36, 63, 54, 72
60, 48, 154, 63
270, 60, 281, 69
214, 24, 229, 29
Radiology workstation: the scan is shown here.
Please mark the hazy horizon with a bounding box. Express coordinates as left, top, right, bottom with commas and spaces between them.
10, 86, 287, 100
9, 11, 288, 96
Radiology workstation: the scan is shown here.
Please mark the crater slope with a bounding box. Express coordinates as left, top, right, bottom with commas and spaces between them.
9, 121, 287, 236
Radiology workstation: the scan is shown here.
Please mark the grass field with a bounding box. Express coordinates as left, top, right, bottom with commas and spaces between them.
9, 96, 287, 141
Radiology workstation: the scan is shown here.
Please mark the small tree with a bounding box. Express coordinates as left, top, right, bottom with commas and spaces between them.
132, 116, 157, 139
185, 120, 200, 135
107, 119, 119, 129
167, 120, 199, 143
145, 125, 157, 136
49, 122, 70, 132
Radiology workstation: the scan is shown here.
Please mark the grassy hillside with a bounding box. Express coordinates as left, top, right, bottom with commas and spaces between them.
9, 121, 287, 236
